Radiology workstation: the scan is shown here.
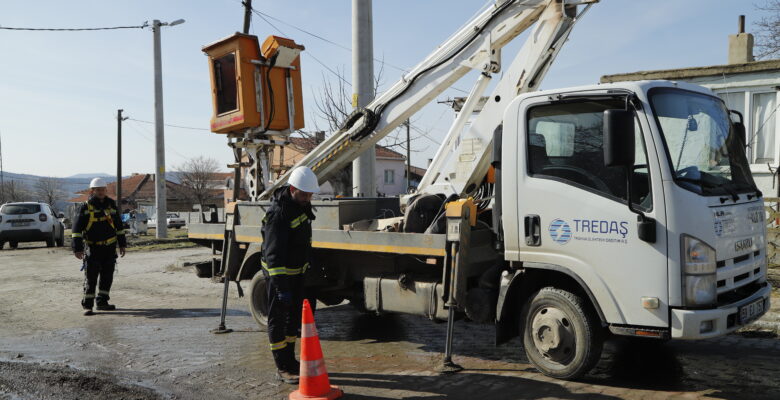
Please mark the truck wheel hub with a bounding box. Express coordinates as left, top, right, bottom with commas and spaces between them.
531, 307, 575, 364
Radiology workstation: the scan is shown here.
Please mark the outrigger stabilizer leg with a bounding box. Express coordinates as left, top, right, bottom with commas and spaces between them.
211, 231, 234, 334
438, 240, 463, 373
439, 303, 463, 373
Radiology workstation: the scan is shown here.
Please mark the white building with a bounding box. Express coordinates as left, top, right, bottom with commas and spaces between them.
601, 21, 780, 196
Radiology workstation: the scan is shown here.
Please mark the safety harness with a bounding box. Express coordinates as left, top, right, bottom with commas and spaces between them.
81, 203, 120, 245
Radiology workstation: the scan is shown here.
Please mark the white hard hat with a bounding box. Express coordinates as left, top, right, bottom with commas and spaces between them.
89, 177, 107, 188
288, 166, 319, 193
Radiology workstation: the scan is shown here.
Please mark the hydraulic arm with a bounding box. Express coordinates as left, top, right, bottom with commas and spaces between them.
260, 0, 596, 200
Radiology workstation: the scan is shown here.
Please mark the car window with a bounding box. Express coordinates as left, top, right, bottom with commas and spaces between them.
1, 204, 42, 215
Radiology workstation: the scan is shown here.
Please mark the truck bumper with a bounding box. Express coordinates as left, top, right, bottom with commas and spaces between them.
671, 283, 772, 339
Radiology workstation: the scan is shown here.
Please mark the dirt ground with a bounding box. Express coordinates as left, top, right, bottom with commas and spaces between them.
2, 244, 780, 399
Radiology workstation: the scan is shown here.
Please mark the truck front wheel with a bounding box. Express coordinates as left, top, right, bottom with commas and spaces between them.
521, 287, 603, 380
248, 272, 269, 327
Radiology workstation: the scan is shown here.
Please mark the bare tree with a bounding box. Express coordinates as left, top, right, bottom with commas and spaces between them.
755, 1, 780, 59
35, 177, 64, 210
0, 180, 32, 203
174, 156, 222, 210
307, 61, 426, 195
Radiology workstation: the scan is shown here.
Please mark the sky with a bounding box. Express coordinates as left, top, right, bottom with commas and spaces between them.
0, 0, 771, 178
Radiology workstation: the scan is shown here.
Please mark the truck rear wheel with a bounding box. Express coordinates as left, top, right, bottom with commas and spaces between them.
521, 287, 603, 380
248, 271, 269, 327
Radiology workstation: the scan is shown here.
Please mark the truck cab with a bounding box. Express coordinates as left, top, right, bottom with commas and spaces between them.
501, 80, 770, 349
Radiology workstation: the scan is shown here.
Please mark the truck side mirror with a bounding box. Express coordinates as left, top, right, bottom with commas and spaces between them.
733, 121, 747, 148
603, 109, 635, 167
729, 110, 747, 149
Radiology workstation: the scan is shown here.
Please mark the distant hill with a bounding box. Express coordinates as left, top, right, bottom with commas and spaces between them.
1, 171, 117, 209
65, 173, 114, 179
0, 171, 189, 207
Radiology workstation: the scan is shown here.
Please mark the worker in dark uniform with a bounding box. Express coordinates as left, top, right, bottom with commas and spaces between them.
72, 177, 127, 316
261, 166, 319, 384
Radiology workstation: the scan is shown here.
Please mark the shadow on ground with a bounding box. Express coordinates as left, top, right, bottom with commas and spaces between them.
314, 303, 780, 398
94, 308, 250, 319
329, 371, 621, 400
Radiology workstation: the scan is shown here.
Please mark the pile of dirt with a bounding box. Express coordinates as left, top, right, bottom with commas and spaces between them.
0, 361, 164, 400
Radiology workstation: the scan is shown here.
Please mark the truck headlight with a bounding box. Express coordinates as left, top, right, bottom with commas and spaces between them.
682, 235, 717, 306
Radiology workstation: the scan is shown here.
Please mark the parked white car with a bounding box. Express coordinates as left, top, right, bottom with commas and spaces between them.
0, 202, 65, 249
148, 212, 186, 229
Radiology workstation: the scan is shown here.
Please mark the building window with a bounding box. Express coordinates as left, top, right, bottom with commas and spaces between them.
384, 169, 395, 184
717, 89, 779, 165
752, 92, 777, 164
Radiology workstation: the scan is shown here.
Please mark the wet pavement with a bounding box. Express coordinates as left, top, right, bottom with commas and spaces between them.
1, 245, 780, 399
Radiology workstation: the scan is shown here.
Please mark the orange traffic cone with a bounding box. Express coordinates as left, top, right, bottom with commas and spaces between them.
289, 299, 343, 400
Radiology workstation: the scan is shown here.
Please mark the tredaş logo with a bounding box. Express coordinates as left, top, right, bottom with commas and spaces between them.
549, 219, 572, 245
548, 217, 629, 245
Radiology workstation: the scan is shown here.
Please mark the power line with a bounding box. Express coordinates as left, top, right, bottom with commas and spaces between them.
0, 22, 148, 31
125, 120, 190, 161
127, 118, 210, 132
249, 7, 411, 74
251, 10, 353, 88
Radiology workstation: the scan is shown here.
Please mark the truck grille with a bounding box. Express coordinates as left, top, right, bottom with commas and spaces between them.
716, 249, 765, 299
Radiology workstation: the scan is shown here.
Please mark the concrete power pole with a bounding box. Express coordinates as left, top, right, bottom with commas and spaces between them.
151, 18, 184, 238
0, 130, 4, 203
352, 0, 375, 197
152, 20, 168, 238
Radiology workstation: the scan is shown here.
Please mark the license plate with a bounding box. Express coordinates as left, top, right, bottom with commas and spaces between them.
739, 298, 765, 324
11, 221, 29, 227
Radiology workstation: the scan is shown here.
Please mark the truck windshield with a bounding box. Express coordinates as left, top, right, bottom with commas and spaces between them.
649, 88, 757, 197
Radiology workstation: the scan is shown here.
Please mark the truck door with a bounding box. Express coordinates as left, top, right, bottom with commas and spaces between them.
511, 95, 669, 328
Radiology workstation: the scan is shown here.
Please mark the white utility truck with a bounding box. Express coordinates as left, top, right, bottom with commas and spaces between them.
190, 0, 770, 379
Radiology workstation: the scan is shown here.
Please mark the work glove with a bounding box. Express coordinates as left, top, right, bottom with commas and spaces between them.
277, 291, 293, 304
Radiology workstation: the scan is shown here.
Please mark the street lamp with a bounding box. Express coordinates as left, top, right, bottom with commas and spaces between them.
151, 18, 185, 239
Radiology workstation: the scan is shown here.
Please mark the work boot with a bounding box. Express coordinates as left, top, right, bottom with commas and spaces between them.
281, 346, 299, 373
275, 370, 299, 384
96, 303, 116, 311
83, 308, 94, 316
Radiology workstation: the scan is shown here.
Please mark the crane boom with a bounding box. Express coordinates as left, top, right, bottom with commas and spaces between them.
260, 0, 596, 200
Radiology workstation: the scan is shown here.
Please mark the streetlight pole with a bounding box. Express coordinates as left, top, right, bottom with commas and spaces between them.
117, 109, 128, 210
151, 18, 184, 238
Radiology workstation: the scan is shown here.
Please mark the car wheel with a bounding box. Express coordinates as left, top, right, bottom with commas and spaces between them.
0, 241, 5, 250
46, 231, 55, 247
248, 271, 269, 327
56, 230, 65, 247
520, 287, 603, 380
9, 242, 18, 249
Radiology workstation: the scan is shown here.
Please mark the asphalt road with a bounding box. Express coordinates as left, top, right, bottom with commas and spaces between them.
0, 245, 779, 399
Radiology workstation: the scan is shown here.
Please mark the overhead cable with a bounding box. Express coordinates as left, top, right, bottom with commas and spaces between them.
0, 22, 148, 31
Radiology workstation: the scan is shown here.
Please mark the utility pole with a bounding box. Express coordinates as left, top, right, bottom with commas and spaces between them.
243, 0, 252, 34
116, 109, 128, 210
352, 0, 375, 197
405, 119, 410, 192
0, 130, 4, 203
151, 18, 184, 238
